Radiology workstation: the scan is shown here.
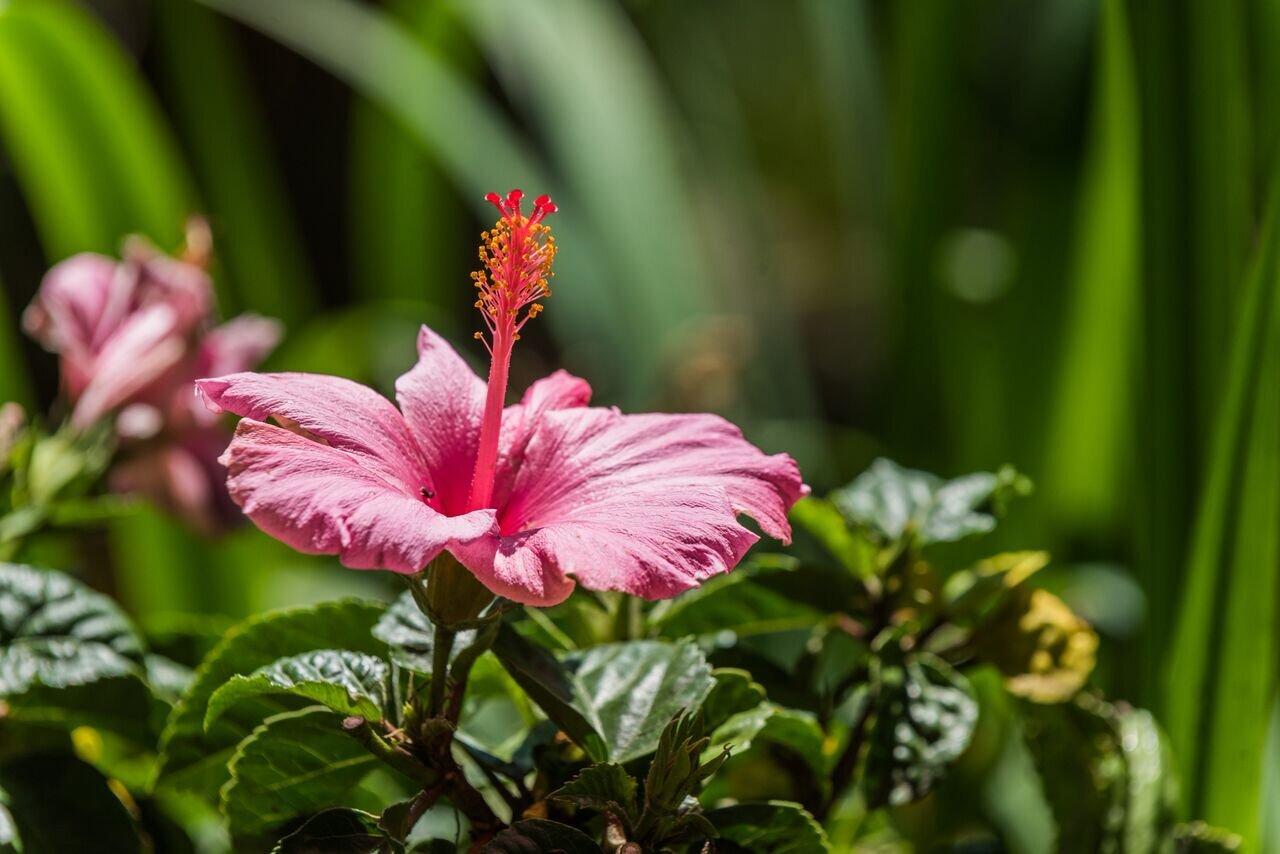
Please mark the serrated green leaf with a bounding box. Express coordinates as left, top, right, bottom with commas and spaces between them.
221, 707, 381, 838
549, 763, 638, 820
206, 649, 390, 730
371, 591, 474, 674
571, 640, 715, 764
704, 800, 830, 853
0, 562, 144, 695
155, 599, 386, 798
271, 807, 400, 853
0, 753, 143, 852
865, 652, 977, 807
832, 458, 1026, 547
482, 819, 602, 853
145, 653, 194, 703
704, 702, 775, 765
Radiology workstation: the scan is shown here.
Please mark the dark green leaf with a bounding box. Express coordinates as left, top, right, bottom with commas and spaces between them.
652, 564, 823, 641
571, 640, 715, 764
482, 819, 602, 853
221, 707, 380, 838
271, 808, 399, 854
704, 801, 830, 853
491, 624, 607, 760
2, 675, 157, 746
145, 653, 194, 703
155, 599, 386, 797
548, 763, 637, 820
865, 652, 977, 807
207, 649, 389, 730
0, 753, 143, 852
788, 497, 874, 577
832, 458, 1026, 547
702, 668, 767, 732
0, 562, 144, 695
372, 591, 474, 674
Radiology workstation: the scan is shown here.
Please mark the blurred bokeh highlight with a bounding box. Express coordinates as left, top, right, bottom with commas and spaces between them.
0, 0, 1277, 847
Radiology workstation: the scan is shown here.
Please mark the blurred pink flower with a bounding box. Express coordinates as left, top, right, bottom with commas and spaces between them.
197, 192, 804, 605
25, 223, 281, 532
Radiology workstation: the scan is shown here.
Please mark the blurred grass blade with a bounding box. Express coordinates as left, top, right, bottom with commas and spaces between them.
154, 1, 315, 323
1041, 0, 1140, 534
1187, 0, 1253, 430
348, 0, 470, 312
11, 0, 192, 245
1166, 161, 1280, 844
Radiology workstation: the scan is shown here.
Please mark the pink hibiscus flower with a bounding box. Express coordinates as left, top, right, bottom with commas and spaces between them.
197, 191, 804, 606
25, 221, 281, 532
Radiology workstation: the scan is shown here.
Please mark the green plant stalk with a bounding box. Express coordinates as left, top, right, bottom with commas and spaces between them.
428, 626, 455, 720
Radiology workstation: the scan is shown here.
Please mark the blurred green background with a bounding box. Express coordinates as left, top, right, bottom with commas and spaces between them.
0, 0, 1277, 845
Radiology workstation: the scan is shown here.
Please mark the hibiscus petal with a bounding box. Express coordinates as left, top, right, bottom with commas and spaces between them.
71, 305, 187, 428
23, 253, 118, 391
199, 314, 282, 377
221, 420, 496, 573
395, 326, 486, 515
493, 369, 592, 505
462, 407, 805, 603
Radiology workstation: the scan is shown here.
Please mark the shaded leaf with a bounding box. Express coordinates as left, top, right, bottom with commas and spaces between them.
372, 591, 474, 674
832, 458, 1026, 547
549, 763, 638, 820
491, 624, 607, 760
482, 819, 602, 853
704, 800, 830, 853
271, 808, 399, 854
2, 675, 157, 746
0, 562, 144, 695
652, 563, 823, 642
155, 599, 386, 797
702, 668, 767, 732
1174, 822, 1244, 852
207, 649, 389, 730
221, 707, 380, 838
942, 551, 1051, 621
865, 652, 977, 807
0, 753, 143, 852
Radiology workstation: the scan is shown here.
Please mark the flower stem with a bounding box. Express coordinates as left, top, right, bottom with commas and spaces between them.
428, 627, 456, 719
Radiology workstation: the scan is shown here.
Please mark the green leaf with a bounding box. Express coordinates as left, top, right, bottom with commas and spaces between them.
372, 591, 474, 674
155, 599, 386, 797
788, 497, 874, 577
2, 675, 157, 747
491, 624, 607, 761
206, 649, 390, 730
832, 458, 1026, 547
145, 653, 194, 703
482, 819, 603, 854
549, 763, 638, 820
1022, 695, 1178, 852
0, 562, 144, 695
271, 807, 399, 854
652, 564, 824, 642
703, 669, 767, 732
941, 551, 1051, 621
571, 640, 715, 764
865, 652, 977, 807
221, 707, 381, 838
703, 801, 831, 853
494, 632, 716, 764
0, 753, 143, 852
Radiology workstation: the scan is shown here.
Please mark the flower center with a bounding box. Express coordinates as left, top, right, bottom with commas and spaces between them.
467, 189, 557, 511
